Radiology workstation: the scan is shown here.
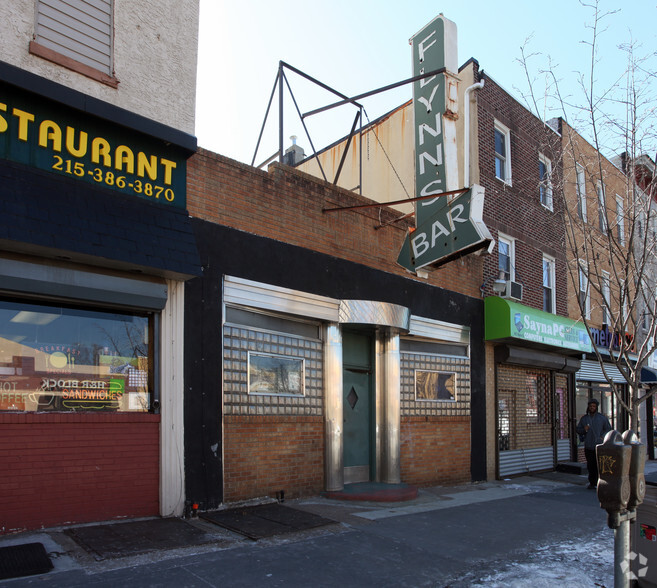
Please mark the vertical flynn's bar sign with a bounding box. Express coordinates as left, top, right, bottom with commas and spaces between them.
411, 15, 458, 227
397, 15, 493, 273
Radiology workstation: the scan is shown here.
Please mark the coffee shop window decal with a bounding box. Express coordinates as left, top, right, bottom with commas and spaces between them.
248, 352, 304, 396
415, 370, 457, 402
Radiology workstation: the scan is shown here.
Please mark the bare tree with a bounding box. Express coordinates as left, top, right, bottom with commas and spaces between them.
519, 0, 657, 434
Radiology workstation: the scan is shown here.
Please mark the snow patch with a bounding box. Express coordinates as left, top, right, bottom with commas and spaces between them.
469, 535, 613, 587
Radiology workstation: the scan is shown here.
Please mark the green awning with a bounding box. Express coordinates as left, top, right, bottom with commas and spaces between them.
485, 297, 592, 353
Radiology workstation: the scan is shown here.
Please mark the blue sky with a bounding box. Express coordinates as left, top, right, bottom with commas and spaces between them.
195, 0, 657, 165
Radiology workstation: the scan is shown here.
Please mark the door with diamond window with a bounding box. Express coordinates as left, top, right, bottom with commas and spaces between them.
342, 331, 373, 484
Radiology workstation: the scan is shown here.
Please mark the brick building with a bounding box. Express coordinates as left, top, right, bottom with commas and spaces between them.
0, 1, 201, 533
297, 54, 592, 480
183, 151, 487, 506
555, 120, 633, 436
466, 60, 586, 478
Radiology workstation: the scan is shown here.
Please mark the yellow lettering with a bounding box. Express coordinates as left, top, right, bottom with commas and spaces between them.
160, 158, 177, 186
91, 137, 112, 166
65, 126, 88, 157
12, 108, 35, 141
137, 152, 157, 181
0, 103, 7, 133
114, 145, 134, 174
38, 120, 62, 151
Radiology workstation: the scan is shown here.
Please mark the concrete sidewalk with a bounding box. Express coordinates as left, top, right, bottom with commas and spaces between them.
0, 464, 617, 587
3, 462, 657, 586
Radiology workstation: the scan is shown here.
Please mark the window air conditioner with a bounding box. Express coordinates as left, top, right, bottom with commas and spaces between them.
502, 280, 523, 301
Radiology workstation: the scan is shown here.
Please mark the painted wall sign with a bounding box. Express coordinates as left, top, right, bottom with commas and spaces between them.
0, 81, 187, 208
485, 296, 592, 353
397, 185, 493, 271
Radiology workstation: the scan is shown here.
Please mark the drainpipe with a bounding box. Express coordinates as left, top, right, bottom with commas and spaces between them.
464, 79, 485, 187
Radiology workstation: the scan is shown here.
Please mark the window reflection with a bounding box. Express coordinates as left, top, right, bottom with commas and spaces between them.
0, 300, 151, 412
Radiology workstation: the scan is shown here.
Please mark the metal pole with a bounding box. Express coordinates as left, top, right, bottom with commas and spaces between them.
358, 106, 363, 196
279, 62, 284, 163
614, 518, 630, 588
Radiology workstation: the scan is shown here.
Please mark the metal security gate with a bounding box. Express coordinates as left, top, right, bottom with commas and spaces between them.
498, 365, 555, 477
554, 373, 571, 462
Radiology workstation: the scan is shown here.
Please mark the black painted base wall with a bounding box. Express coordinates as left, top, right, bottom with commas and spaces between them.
184, 219, 487, 507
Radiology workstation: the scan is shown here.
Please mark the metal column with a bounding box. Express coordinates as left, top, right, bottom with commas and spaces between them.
377, 329, 401, 484
323, 324, 343, 491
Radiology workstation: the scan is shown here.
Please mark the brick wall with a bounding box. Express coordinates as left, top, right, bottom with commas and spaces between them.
223, 415, 324, 503
401, 417, 471, 486
187, 150, 483, 299
476, 68, 568, 315
0, 413, 159, 534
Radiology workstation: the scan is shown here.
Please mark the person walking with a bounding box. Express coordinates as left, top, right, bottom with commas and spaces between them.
576, 398, 612, 489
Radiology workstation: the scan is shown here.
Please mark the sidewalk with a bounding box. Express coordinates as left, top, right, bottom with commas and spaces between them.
2, 463, 655, 587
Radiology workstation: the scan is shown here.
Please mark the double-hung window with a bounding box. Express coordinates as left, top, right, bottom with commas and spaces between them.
542, 255, 555, 313
579, 261, 591, 319
597, 181, 607, 235
576, 164, 587, 221
498, 234, 515, 281
494, 121, 512, 184
31, 0, 116, 86
601, 272, 611, 325
616, 195, 625, 245
539, 154, 553, 210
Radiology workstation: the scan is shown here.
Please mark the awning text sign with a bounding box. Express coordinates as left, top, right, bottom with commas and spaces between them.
485, 297, 592, 353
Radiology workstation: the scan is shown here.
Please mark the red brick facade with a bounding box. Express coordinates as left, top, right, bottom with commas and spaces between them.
0, 413, 159, 533
187, 149, 483, 300
223, 416, 324, 502
476, 68, 567, 312
401, 417, 471, 486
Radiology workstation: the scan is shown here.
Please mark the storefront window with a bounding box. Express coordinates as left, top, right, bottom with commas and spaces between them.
0, 300, 151, 412
576, 382, 625, 431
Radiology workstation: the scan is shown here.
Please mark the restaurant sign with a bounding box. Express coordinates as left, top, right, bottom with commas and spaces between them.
0, 81, 187, 208
485, 297, 592, 353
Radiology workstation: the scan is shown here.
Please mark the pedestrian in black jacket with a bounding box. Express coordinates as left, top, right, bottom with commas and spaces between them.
576, 398, 612, 489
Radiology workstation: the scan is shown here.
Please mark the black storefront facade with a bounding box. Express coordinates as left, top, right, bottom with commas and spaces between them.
0, 62, 200, 532
183, 155, 489, 509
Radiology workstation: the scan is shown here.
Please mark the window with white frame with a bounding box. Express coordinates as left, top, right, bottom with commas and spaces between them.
539, 154, 553, 210
579, 261, 591, 319
494, 121, 512, 184
576, 164, 587, 221
597, 181, 607, 234
616, 195, 625, 245
621, 279, 629, 325
32, 0, 114, 82
542, 256, 555, 313
498, 234, 515, 281
602, 271, 611, 325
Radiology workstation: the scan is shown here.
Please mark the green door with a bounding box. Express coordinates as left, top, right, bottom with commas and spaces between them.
342, 331, 373, 483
